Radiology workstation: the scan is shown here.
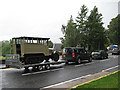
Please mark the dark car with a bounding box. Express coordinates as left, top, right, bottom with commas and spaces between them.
91, 50, 108, 59
62, 47, 92, 64
112, 48, 120, 55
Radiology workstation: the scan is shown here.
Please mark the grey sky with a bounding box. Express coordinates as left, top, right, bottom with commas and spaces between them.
0, 0, 119, 43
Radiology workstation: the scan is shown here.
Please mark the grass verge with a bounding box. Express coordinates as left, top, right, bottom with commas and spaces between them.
72, 70, 119, 89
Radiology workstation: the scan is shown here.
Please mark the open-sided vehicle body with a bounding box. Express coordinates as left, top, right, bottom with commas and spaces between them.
6, 37, 60, 69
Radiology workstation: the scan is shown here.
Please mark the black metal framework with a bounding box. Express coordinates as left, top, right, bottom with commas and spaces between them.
12, 36, 50, 46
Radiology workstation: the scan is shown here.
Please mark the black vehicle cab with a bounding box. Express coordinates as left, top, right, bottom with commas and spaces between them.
62, 47, 92, 64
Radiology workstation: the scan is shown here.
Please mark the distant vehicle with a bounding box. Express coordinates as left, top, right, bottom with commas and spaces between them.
91, 50, 108, 59
62, 47, 92, 64
112, 48, 120, 55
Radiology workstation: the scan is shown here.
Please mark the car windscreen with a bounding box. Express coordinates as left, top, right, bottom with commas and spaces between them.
63, 48, 73, 54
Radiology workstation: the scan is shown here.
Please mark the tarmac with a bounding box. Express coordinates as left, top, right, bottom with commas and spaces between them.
42, 71, 118, 89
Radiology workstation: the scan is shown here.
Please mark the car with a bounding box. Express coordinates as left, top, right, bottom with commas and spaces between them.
112, 48, 120, 55
91, 50, 108, 59
62, 47, 92, 64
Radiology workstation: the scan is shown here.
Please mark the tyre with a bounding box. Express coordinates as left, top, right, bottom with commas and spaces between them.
76, 58, 81, 64
88, 57, 92, 62
32, 66, 38, 71
101, 56, 104, 60
106, 56, 108, 59
24, 67, 29, 72
52, 53, 59, 61
45, 64, 50, 70
65, 61, 69, 65
37, 65, 43, 71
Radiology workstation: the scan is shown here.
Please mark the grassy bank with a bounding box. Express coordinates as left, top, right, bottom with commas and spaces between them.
72, 71, 119, 89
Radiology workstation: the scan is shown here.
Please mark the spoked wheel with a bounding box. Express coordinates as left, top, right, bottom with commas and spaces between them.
37, 65, 43, 71
32, 66, 38, 72
45, 64, 50, 70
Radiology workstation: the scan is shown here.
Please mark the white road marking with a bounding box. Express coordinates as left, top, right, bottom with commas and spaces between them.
75, 64, 84, 67
75, 62, 94, 67
102, 65, 119, 72
84, 62, 94, 65
42, 74, 91, 89
100, 59, 110, 62
22, 68, 64, 76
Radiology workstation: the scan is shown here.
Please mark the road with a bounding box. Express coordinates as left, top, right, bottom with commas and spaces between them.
0, 54, 119, 89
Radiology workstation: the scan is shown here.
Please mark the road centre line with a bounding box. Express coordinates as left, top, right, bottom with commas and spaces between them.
22, 68, 64, 76
100, 59, 110, 62
84, 62, 94, 65
42, 74, 91, 89
102, 65, 119, 72
75, 62, 94, 67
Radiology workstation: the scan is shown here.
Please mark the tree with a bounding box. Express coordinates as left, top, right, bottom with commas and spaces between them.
75, 5, 88, 47
107, 14, 120, 45
87, 6, 106, 51
61, 16, 77, 47
48, 40, 53, 48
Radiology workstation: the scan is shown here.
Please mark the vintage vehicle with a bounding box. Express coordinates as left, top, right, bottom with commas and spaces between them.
112, 48, 120, 55
91, 50, 108, 59
62, 47, 92, 64
5, 37, 63, 71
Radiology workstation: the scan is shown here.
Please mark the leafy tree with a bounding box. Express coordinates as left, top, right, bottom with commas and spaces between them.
107, 14, 120, 45
87, 6, 106, 51
75, 5, 88, 47
48, 40, 53, 48
1, 40, 13, 56
61, 16, 77, 47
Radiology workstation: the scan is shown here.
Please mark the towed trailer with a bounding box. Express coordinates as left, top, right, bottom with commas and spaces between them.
6, 54, 65, 71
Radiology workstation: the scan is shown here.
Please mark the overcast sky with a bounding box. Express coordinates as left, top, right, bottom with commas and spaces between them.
0, 0, 119, 43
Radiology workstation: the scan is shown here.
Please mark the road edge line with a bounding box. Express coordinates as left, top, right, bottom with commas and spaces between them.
72, 70, 120, 88
42, 74, 91, 89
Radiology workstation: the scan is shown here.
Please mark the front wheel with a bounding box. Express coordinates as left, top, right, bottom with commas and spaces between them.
51, 53, 59, 61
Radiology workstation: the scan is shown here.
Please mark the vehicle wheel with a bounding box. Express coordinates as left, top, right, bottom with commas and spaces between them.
52, 53, 59, 61
65, 61, 69, 65
32, 66, 37, 71
45, 64, 50, 70
106, 56, 108, 59
24, 67, 29, 72
88, 57, 92, 62
37, 66, 43, 71
76, 58, 81, 64
101, 56, 104, 60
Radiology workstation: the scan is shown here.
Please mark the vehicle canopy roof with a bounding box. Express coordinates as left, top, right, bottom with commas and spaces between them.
64, 47, 84, 49
12, 36, 50, 40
